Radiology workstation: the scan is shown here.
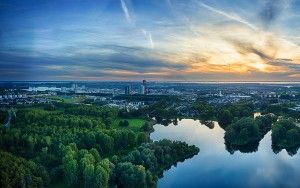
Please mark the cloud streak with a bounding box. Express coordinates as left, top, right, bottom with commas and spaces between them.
120, 0, 131, 23
199, 2, 258, 31
141, 29, 154, 48
120, 0, 154, 48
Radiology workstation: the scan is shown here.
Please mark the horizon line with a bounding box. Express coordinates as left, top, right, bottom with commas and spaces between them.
1, 80, 300, 84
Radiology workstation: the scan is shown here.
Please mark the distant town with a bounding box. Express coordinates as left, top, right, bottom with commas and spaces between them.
1, 81, 300, 112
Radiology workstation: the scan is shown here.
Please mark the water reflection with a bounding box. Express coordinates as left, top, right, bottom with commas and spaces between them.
150, 119, 300, 188
225, 141, 259, 154
272, 144, 300, 156
199, 120, 215, 129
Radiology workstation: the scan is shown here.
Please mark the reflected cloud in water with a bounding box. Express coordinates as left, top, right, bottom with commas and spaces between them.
150, 119, 300, 188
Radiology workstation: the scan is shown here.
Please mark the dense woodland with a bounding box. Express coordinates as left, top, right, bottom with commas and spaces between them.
0, 103, 199, 188
0, 110, 7, 124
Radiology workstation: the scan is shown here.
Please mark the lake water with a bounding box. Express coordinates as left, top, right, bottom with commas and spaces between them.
150, 119, 300, 188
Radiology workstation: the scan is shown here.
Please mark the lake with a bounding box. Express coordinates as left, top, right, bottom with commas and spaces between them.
150, 119, 300, 188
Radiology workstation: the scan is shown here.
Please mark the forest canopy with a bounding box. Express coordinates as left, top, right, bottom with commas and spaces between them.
0, 103, 199, 188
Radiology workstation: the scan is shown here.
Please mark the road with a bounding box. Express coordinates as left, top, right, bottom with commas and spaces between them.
3, 109, 12, 128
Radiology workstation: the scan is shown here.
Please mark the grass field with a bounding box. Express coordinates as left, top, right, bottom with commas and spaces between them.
46, 95, 85, 104
113, 118, 146, 132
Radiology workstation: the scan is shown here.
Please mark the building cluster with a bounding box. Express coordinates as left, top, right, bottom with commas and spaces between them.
106, 101, 145, 110
125, 80, 148, 95
0, 94, 27, 99
259, 92, 281, 98
0, 93, 50, 106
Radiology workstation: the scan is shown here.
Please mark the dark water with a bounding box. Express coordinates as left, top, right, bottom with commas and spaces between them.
150, 119, 300, 188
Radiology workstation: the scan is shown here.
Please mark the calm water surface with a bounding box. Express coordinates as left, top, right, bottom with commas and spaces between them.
150, 119, 300, 188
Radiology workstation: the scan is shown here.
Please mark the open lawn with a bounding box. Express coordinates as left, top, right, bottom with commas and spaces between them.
113, 118, 146, 132
46, 95, 85, 104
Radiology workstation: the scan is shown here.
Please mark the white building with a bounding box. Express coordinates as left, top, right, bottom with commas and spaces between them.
139, 85, 145, 94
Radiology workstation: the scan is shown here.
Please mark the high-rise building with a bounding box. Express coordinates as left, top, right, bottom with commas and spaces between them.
71, 83, 77, 91
125, 86, 131, 95
142, 80, 147, 94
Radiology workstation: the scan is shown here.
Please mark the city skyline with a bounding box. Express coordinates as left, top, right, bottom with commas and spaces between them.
1, 0, 300, 81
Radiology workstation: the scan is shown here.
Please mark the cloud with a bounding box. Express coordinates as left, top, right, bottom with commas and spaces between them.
0, 44, 185, 80
141, 29, 154, 48
119, 0, 154, 49
198, 2, 258, 31
165, 0, 202, 37
120, 0, 131, 23
1, 0, 300, 81
289, 74, 300, 78
225, 38, 272, 61
268, 59, 300, 71
223, 37, 300, 73
259, 0, 291, 28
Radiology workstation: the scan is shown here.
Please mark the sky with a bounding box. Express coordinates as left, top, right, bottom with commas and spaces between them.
0, 0, 300, 81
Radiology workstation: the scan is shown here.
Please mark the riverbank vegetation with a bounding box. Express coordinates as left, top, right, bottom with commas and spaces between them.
225, 117, 261, 148
122, 98, 300, 155
224, 114, 278, 154
272, 119, 300, 155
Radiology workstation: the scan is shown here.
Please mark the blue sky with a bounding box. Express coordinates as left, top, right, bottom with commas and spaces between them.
0, 0, 300, 81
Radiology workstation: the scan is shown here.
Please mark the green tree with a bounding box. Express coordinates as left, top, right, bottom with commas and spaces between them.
83, 163, 94, 188
94, 164, 109, 188
225, 117, 260, 146
118, 120, 130, 127
116, 162, 151, 188
272, 119, 300, 154
217, 110, 233, 129
137, 132, 149, 144
255, 114, 277, 135
62, 154, 78, 186
90, 148, 101, 162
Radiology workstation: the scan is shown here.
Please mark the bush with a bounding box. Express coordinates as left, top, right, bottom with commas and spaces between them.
118, 120, 129, 127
